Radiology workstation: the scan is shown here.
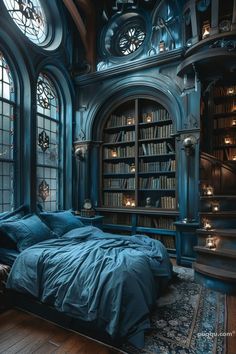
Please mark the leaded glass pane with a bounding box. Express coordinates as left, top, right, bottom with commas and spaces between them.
0, 53, 15, 212
3, 0, 47, 45
36, 73, 60, 211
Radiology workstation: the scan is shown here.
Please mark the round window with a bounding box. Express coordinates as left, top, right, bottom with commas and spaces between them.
3, 0, 48, 45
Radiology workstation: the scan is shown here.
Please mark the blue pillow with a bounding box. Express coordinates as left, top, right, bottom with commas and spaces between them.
40, 210, 84, 237
0, 206, 29, 249
0, 214, 56, 252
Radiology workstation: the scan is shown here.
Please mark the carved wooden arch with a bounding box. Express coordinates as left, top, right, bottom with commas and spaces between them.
63, 0, 96, 70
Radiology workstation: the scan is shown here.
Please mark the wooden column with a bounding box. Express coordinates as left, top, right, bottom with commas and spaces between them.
210, 0, 219, 35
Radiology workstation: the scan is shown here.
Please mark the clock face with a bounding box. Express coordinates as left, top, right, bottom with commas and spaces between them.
83, 199, 92, 210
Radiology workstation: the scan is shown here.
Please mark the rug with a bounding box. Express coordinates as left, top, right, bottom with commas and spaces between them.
122, 266, 226, 354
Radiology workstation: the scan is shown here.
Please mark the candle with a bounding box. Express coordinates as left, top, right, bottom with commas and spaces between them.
111, 150, 117, 158
202, 21, 210, 39
212, 202, 220, 212
206, 235, 216, 249
206, 186, 214, 196
224, 136, 231, 144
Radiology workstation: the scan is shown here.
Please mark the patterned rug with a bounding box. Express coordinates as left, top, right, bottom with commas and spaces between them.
122, 266, 226, 354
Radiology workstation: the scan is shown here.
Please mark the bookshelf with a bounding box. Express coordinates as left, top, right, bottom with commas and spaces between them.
98, 98, 178, 255
212, 84, 236, 162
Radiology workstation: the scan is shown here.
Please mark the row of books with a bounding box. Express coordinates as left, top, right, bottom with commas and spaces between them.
140, 141, 174, 156
139, 124, 173, 139
138, 216, 176, 230
104, 162, 132, 174
147, 234, 175, 249
213, 136, 236, 145
139, 159, 176, 172
103, 146, 135, 158
214, 86, 236, 97
214, 103, 236, 114
106, 114, 135, 128
141, 110, 170, 123
213, 148, 236, 161
103, 192, 124, 207
139, 176, 175, 189
213, 117, 236, 129
104, 130, 135, 143
103, 214, 131, 225
104, 178, 135, 189
160, 196, 176, 209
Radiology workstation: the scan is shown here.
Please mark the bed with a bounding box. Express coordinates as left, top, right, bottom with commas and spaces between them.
0, 209, 173, 348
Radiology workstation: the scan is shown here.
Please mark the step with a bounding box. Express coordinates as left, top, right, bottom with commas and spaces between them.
194, 246, 236, 259
197, 228, 236, 238
201, 195, 236, 200
193, 262, 236, 282
199, 211, 236, 218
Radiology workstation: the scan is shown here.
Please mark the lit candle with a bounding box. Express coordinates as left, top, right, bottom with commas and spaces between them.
111, 150, 117, 158
206, 186, 214, 196
232, 155, 236, 161
131, 201, 135, 207
204, 221, 212, 230
159, 40, 165, 53
212, 202, 220, 212
232, 119, 236, 126
224, 136, 231, 144
127, 117, 133, 125
125, 199, 131, 207
227, 87, 234, 95
202, 21, 210, 39
130, 163, 135, 173
206, 235, 216, 249
146, 115, 152, 123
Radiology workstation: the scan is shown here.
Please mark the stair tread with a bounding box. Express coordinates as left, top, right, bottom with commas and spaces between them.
197, 228, 236, 237
193, 262, 236, 281
194, 246, 236, 258
201, 195, 236, 199
200, 211, 236, 217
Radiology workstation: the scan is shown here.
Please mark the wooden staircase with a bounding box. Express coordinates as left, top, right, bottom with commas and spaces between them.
193, 153, 236, 294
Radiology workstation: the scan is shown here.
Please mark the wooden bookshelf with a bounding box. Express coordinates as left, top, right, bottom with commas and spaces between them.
212, 84, 236, 162
99, 98, 178, 254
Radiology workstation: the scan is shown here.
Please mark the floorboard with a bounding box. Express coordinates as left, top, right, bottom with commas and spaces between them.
0, 309, 122, 354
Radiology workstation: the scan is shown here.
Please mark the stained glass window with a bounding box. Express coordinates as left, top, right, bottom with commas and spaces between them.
3, 0, 47, 45
36, 73, 60, 211
0, 52, 15, 212
118, 25, 146, 55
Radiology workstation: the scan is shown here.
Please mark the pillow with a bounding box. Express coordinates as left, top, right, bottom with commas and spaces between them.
0, 214, 57, 252
0, 207, 29, 250
40, 210, 84, 237
0, 248, 19, 266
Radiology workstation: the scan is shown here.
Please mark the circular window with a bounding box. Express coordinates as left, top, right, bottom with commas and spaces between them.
100, 11, 150, 62
3, 0, 48, 45
117, 23, 146, 56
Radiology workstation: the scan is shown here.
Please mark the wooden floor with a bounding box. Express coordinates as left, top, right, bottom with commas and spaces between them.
226, 295, 236, 354
0, 309, 123, 354
0, 296, 235, 354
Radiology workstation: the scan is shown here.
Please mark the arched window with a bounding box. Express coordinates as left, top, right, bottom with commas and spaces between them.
3, 0, 47, 45
0, 52, 15, 212
36, 73, 61, 211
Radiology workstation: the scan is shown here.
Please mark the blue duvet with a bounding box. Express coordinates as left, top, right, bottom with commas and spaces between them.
7, 226, 172, 347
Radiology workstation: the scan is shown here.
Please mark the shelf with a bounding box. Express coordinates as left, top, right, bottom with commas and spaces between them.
135, 226, 176, 236
103, 141, 135, 146
103, 189, 135, 192
139, 153, 175, 158
96, 207, 179, 216
139, 189, 175, 192
139, 137, 173, 143
139, 171, 175, 175
213, 112, 236, 118
103, 156, 135, 161
139, 119, 172, 127
103, 173, 135, 177
213, 144, 236, 149
104, 124, 135, 131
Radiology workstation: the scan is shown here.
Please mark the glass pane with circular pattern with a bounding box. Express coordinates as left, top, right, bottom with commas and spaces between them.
3, 0, 47, 45
119, 25, 146, 55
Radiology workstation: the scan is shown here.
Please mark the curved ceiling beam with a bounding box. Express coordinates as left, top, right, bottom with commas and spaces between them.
62, 0, 89, 58
75, 0, 96, 71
